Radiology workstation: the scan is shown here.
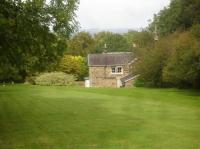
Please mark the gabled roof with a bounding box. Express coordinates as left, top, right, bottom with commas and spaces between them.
88, 52, 134, 66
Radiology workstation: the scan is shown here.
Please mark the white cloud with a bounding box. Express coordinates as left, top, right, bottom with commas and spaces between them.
77, 0, 170, 29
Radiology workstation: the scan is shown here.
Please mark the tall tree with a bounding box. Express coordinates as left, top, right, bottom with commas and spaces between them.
0, 0, 79, 82
67, 32, 94, 56
49, 0, 79, 38
149, 0, 200, 36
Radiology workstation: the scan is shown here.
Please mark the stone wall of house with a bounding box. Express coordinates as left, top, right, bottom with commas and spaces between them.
89, 65, 130, 88
93, 77, 117, 87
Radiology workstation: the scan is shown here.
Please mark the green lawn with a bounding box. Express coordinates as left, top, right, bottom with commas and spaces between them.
0, 85, 200, 149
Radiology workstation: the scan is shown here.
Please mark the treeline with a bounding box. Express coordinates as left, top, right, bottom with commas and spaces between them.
136, 0, 200, 89
64, 31, 154, 56
149, 0, 200, 36
1, 0, 200, 88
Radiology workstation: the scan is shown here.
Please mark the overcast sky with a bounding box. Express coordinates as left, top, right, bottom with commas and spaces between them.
77, 0, 170, 29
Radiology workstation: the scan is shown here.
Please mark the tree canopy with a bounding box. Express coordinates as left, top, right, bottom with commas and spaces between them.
93, 32, 129, 53
149, 0, 200, 36
67, 32, 94, 56
0, 0, 79, 82
135, 0, 200, 89
57, 55, 88, 80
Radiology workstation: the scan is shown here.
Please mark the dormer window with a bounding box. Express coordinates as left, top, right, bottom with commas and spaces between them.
111, 66, 123, 74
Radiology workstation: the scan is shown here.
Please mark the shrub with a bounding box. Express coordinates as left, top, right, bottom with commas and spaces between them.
25, 76, 36, 85
35, 72, 76, 86
134, 79, 155, 87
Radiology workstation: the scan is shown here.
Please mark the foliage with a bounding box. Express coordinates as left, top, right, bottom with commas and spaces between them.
35, 72, 76, 86
135, 48, 169, 87
67, 32, 94, 56
162, 28, 200, 88
0, 0, 79, 82
58, 55, 88, 80
136, 0, 200, 89
190, 24, 200, 39
123, 30, 155, 58
134, 80, 154, 87
25, 76, 36, 85
49, 0, 80, 38
136, 25, 200, 88
124, 30, 154, 49
0, 63, 22, 83
180, 0, 200, 28
93, 32, 129, 53
149, 0, 200, 36
149, 1, 183, 36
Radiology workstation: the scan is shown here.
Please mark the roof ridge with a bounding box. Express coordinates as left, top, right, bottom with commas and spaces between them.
89, 52, 132, 55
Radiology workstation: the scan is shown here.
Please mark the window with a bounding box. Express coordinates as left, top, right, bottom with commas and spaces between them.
111, 66, 123, 74
117, 67, 122, 73
111, 67, 116, 73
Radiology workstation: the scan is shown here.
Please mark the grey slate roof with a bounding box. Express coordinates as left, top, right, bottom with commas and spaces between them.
88, 52, 133, 66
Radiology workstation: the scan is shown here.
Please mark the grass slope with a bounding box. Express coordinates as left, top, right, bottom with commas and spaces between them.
0, 85, 200, 149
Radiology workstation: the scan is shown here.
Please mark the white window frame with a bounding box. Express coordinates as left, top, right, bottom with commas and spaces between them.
111, 66, 123, 74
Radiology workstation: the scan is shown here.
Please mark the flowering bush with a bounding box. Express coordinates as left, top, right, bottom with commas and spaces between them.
35, 72, 76, 86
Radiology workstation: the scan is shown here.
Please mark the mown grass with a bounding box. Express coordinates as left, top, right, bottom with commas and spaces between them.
0, 85, 200, 149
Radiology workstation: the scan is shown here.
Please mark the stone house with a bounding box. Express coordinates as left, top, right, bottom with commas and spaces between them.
87, 52, 136, 88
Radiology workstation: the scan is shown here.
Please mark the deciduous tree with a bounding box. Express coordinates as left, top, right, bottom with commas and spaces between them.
67, 32, 94, 56
0, 0, 79, 82
57, 55, 88, 80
